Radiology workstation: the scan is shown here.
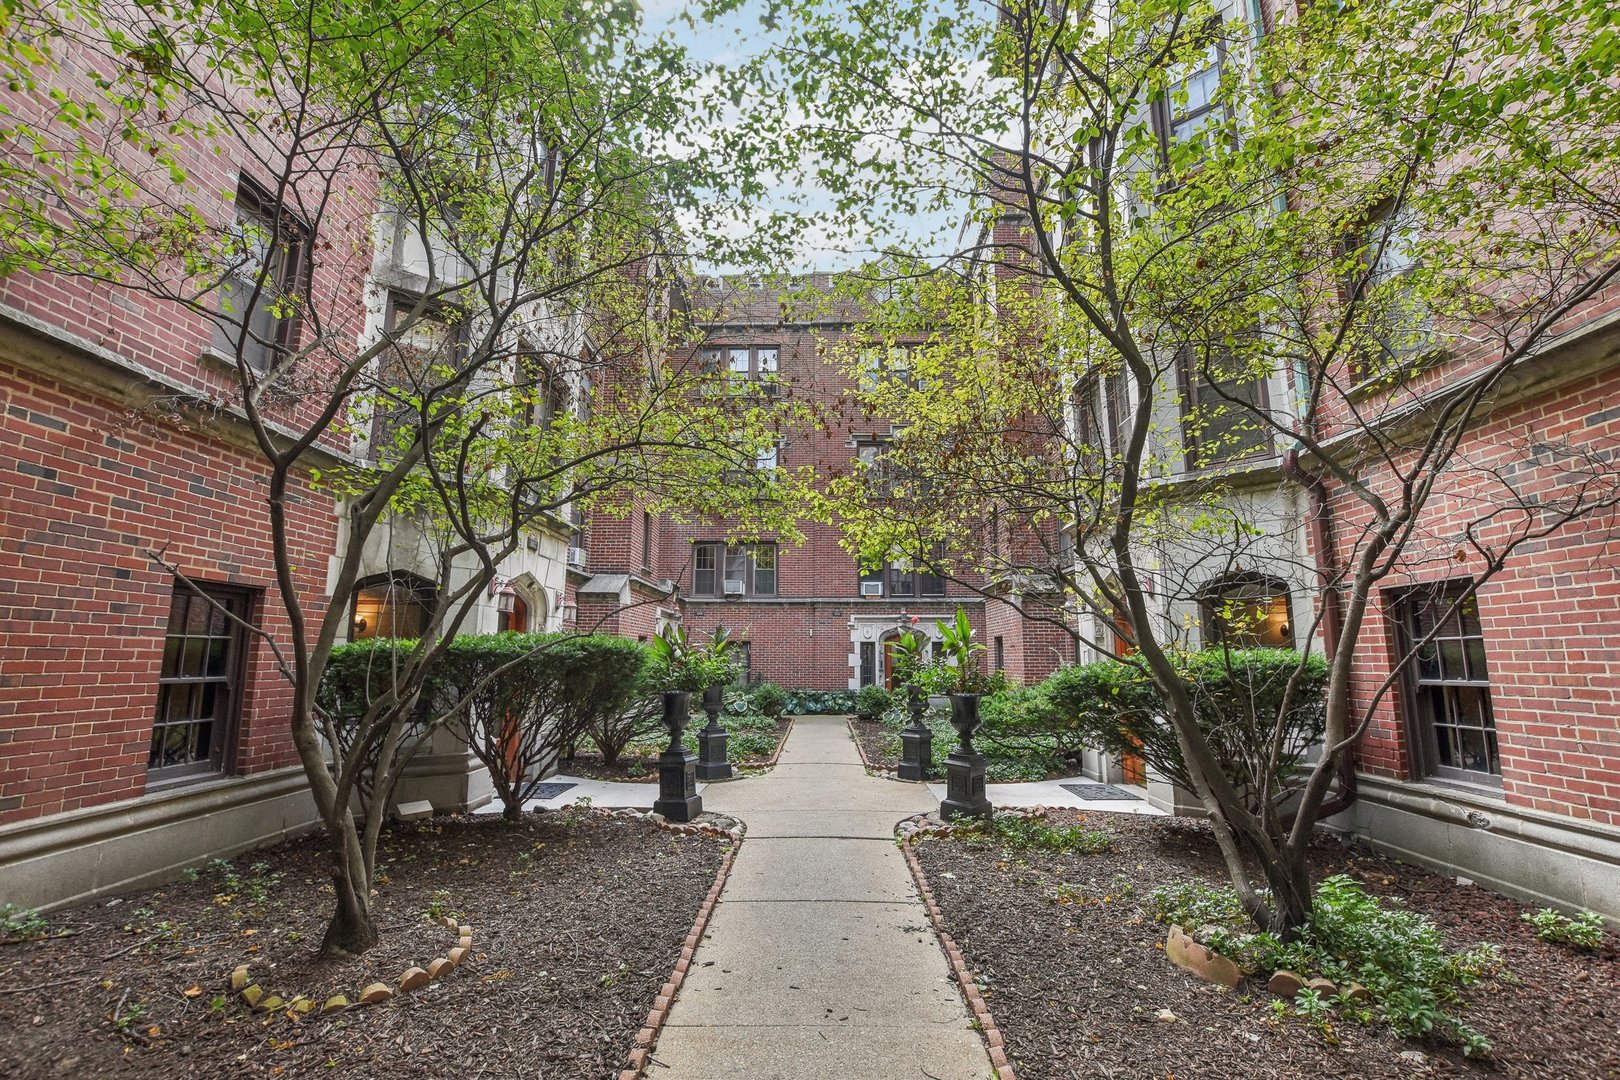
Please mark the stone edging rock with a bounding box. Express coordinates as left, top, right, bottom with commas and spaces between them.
617, 812, 745, 1079
227, 915, 472, 1019
898, 814, 1018, 1080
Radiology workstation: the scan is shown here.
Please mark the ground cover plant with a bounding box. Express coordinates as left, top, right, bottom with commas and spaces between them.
0, 811, 725, 1078
1521, 908, 1608, 951
911, 811, 1620, 1078
565, 685, 792, 781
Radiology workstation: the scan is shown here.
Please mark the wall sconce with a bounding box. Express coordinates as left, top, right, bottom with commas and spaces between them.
489, 575, 517, 614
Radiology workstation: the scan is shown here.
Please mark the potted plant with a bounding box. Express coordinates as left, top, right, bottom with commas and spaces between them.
935, 607, 995, 751
890, 627, 936, 781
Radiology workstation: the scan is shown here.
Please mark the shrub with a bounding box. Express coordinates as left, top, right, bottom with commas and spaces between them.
748, 681, 789, 718
1148, 873, 1499, 1055
854, 684, 894, 720
317, 637, 437, 807
1522, 907, 1606, 950
431, 633, 649, 818
1050, 649, 1327, 815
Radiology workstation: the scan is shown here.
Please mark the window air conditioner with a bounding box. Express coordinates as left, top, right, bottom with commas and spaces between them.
567, 546, 587, 567
723, 579, 747, 596
860, 581, 883, 598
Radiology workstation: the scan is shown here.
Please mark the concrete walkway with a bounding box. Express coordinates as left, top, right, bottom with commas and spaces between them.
647, 716, 994, 1080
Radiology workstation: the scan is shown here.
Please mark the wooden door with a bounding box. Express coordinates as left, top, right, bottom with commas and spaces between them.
1111, 608, 1146, 786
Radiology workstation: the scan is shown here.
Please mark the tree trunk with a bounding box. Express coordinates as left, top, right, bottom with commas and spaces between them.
320, 837, 378, 958
1258, 845, 1315, 938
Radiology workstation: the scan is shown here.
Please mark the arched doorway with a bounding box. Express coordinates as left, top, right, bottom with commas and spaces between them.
497, 592, 530, 633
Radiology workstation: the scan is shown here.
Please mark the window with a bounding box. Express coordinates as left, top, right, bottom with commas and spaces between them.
1401, 583, 1498, 783
1104, 368, 1134, 458
857, 344, 925, 394
994, 635, 1005, 672
150, 582, 251, 782
641, 510, 653, 570
703, 345, 780, 380
1155, 32, 1226, 164
691, 542, 777, 597
889, 561, 945, 598
859, 641, 877, 687
754, 440, 781, 474
1347, 201, 1429, 376
1179, 345, 1270, 467
1201, 574, 1293, 648
1071, 374, 1104, 471
373, 294, 467, 455
350, 572, 436, 640
525, 356, 571, 431
213, 178, 309, 372
855, 437, 893, 497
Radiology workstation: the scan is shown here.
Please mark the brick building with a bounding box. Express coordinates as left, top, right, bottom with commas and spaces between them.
577, 275, 1075, 690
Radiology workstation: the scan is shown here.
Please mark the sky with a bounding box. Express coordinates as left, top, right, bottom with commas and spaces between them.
634, 0, 968, 274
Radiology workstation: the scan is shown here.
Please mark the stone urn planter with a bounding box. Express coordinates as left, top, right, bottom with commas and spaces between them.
940, 692, 990, 820
696, 682, 732, 782
653, 690, 702, 821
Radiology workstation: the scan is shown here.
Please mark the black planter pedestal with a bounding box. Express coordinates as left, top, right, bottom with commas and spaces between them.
897, 686, 933, 782
939, 693, 991, 821
653, 690, 703, 822
696, 683, 732, 782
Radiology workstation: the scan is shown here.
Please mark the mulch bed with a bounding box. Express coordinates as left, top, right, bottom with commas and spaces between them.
564, 715, 793, 783
850, 716, 897, 773
0, 811, 726, 1078
912, 812, 1620, 1079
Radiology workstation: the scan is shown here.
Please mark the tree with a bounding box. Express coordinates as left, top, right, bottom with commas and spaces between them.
1, 0, 801, 954
741, 0, 1620, 933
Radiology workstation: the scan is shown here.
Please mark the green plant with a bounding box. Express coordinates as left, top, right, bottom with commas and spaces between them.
964, 813, 1113, 854
0, 903, 48, 941
647, 625, 737, 692
934, 608, 997, 694
783, 688, 858, 714
1149, 873, 1497, 1055
1522, 907, 1606, 950
854, 683, 893, 720
748, 681, 789, 717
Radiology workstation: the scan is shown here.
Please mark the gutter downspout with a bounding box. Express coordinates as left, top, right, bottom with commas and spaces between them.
1281, 445, 1356, 820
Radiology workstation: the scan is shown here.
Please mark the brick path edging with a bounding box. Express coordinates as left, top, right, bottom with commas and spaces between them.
762, 715, 796, 768
618, 816, 744, 1079
900, 833, 1019, 1080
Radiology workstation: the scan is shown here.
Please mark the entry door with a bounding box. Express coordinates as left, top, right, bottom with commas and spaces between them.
1111, 609, 1146, 786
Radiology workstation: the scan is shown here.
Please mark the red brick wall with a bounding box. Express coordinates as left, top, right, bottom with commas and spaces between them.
0, 362, 335, 824
1325, 360, 1620, 826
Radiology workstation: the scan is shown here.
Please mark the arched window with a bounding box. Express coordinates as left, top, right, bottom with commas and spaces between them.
1201, 574, 1294, 649
350, 572, 436, 640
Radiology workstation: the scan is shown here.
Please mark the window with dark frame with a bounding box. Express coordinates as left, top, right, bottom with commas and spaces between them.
1201, 574, 1294, 648
1400, 582, 1499, 783
691, 542, 777, 597
641, 510, 653, 570
1104, 368, 1134, 458
994, 635, 1005, 672
149, 582, 251, 782
213, 178, 310, 373
1178, 345, 1271, 468
1345, 200, 1429, 378
350, 572, 437, 640
859, 641, 877, 687
1153, 29, 1227, 166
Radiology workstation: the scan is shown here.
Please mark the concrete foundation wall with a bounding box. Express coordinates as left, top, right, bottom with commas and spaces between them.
0, 767, 319, 912
1327, 775, 1620, 922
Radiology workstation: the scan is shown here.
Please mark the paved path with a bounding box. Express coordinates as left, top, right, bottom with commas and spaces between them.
647, 716, 994, 1080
